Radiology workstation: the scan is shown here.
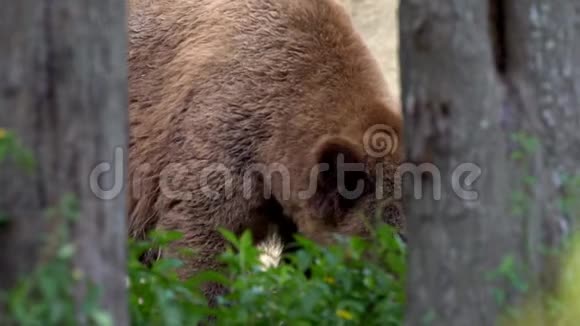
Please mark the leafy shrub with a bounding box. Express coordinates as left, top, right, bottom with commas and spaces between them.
500, 233, 580, 326
2, 224, 406, 325
127, 230, 217, 326
1, 195, 112, 326
129, 225, 406, 326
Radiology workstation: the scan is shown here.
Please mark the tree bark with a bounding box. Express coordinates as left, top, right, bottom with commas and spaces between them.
0, 1, 128, 324
400, 0, 580, 325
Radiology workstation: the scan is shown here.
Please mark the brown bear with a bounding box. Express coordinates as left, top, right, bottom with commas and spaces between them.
128, 0, 404, 300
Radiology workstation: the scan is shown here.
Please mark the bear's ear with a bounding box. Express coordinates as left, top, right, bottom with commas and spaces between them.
309, 136, 369, 222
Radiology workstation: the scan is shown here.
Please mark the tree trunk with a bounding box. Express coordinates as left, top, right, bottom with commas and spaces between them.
0, 1, 128, 324
400, 0, 580, 325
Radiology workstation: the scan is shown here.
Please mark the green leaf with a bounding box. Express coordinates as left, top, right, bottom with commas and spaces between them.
219, 228, 240, 249
90, 310, 113, 326
57, 243, 76, 259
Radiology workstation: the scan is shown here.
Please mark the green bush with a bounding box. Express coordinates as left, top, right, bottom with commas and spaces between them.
2, 224, 406, 325
1, 195, 112, 326
129, 226, 406, 326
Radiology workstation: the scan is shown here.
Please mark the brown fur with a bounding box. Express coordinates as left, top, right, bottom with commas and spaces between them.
128, 0, 404, 300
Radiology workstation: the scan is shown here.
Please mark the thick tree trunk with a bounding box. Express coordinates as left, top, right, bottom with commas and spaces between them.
400, 1, 580, 325
0, 1, 128, 324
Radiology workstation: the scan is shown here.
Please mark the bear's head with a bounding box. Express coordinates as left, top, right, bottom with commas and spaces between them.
281, 103, 405, 246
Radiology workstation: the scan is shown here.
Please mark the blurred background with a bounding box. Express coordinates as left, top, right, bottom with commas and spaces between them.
341, 0, 401, 106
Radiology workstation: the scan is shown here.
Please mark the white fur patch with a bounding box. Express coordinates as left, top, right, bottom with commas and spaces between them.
257, 231, 284, 271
